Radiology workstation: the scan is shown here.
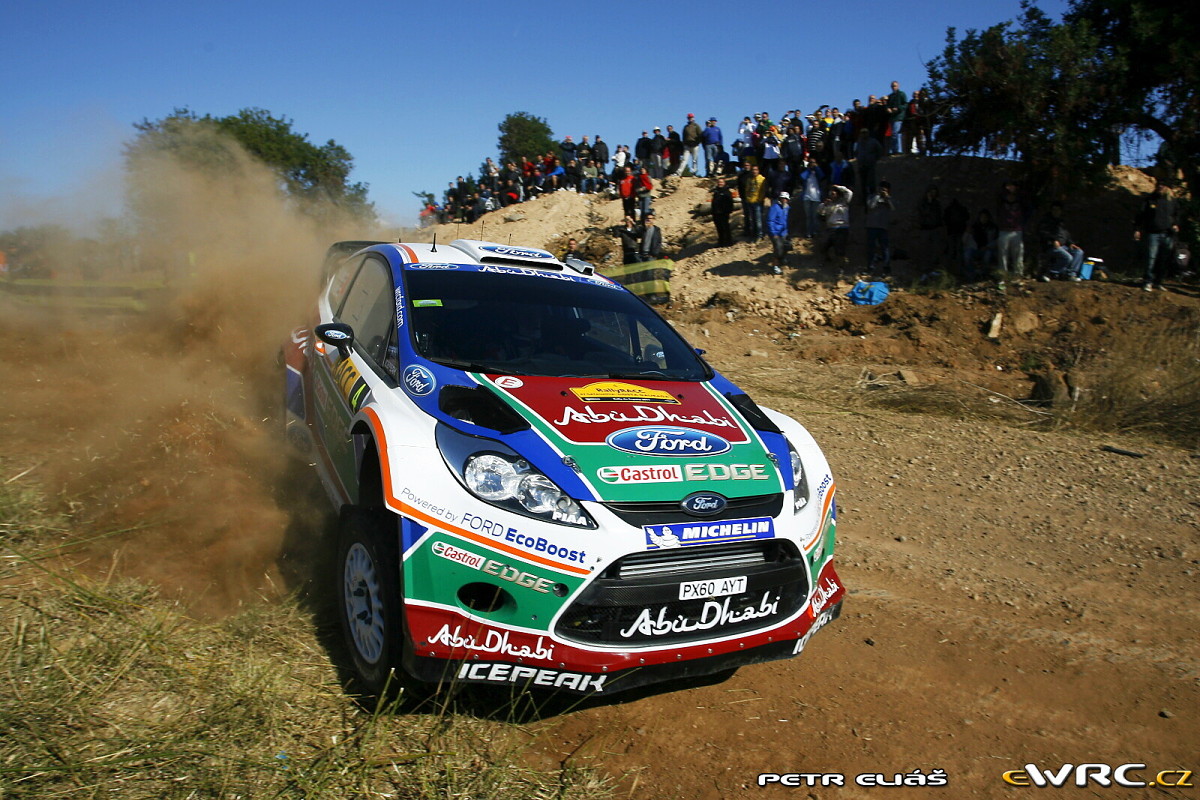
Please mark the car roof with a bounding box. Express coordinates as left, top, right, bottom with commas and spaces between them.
381, 239, 594, 276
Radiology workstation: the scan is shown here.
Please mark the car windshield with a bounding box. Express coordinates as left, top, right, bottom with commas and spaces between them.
404, 269, 710, 380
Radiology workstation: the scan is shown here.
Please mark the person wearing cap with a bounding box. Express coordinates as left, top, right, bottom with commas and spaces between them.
701, 118, 723, 177
767, 192, 792, 274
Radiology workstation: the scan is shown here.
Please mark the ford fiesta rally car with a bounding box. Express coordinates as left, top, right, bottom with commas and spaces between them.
282, 239, 844, 696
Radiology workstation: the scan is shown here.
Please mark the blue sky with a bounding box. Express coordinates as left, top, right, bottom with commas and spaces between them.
1, 0, 1069, 230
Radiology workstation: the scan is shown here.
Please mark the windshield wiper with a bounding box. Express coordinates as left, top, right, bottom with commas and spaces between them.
427, 358, 528, 376
604, 371, 681, 381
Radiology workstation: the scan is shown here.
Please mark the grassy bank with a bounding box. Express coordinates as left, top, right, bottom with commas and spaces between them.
0, 480, 611, 799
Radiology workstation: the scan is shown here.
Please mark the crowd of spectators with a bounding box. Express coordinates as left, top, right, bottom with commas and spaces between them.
418, 88, 1186, 289
420, 86, 933, 228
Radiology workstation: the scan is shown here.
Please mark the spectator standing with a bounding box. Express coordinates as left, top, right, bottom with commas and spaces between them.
702, 118, 723, 177
886, 81, 908, 155
592, 136, 610, 171
964, 210, 999, 280
635, 167, 655, 219
767, 193, 792, 275
818, 185, 854, 268
737, 116, 755, 163
614, 216, 640, 264
783, 124, 806, 188
865, 180, 894, 276
711, 177, 735, 247
613, 144, 631, 178
864, 96, 889, 145
666, 125, 684, 175
576, 136, 593, 165
761, 126, 783, 177
740, 164, 768, 241
635, 131, 653, 172
944, 198, 971, 269
916, 186, 945, 269
560, 136, 577, 167
996, 181, 1030, 281
619, 166, 639, 219
638, 213, 664, 262
1133, 179, 1179, 291
798, 157, 825, 239
649, 127, 667, 179
853, 129, 884, 200
682, 114, 703, 176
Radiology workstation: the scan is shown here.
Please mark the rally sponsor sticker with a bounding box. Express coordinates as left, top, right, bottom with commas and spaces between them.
569, 381, 679, 404
608, 426, 731, 457
644, 516, 775, 549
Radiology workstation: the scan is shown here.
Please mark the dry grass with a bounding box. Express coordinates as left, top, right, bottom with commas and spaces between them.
1066, 307, 1200, 448
0, 481, 613, 800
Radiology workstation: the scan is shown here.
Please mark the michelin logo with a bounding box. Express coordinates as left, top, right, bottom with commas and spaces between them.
644, 516, 775, 549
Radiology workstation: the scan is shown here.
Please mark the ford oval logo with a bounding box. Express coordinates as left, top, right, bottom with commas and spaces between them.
481, 244, 552, 259
402, 365, 436, 397
605, 426, 732, 457
682, 492, 727, 516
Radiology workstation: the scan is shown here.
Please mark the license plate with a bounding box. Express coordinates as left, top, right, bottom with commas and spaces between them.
679, 575, 748, 600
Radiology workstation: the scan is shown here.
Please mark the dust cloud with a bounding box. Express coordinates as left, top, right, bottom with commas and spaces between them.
1, 129, 386, 616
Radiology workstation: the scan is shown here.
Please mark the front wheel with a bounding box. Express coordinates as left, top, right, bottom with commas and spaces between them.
337, 508, 413, 699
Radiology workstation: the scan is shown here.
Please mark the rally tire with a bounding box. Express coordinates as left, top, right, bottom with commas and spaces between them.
336, 507, 414, 699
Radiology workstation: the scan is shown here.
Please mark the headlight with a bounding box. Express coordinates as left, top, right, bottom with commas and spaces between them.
788, 443, 810, 513
461, 452, 595, 528
464, 454, 525, 501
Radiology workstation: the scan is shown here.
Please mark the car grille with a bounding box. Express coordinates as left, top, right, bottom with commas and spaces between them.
601, 493, 783, 527
555, 540, 808, 646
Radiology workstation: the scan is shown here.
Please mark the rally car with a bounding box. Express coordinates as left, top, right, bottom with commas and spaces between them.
282, 239, 844, 697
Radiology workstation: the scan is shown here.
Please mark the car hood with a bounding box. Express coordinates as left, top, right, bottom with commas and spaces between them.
479, 376, 786, 503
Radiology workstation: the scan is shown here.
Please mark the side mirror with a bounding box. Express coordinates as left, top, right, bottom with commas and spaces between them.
315, 322, 354, 357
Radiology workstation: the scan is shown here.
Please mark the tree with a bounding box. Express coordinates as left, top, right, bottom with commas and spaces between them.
924, 3, 1113, 200
496, 111, 555, 166
1065, 0, 1200, 236
125, 107, 374, 224
925, 0, 1200, 213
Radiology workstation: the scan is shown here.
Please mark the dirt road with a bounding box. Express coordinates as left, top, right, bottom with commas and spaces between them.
529, 362, 1199, 798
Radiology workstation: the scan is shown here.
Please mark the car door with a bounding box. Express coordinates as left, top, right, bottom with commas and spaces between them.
312, 254, 397, 501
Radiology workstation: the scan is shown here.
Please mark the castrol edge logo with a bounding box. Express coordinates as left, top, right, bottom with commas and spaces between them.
597, 463, 772, 484
432, 541, 486, 569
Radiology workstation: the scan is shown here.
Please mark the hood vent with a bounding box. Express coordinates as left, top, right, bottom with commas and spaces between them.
438, 384, 530, 434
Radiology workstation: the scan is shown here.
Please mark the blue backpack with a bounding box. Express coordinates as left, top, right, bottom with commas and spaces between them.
846, 280, 890, 305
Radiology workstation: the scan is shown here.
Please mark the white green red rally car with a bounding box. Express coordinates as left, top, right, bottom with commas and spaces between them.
282, 239, 843, 696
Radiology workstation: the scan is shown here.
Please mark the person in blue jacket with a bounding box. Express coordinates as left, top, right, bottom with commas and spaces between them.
701, 118, 723, 177
767, 192, 792, 275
